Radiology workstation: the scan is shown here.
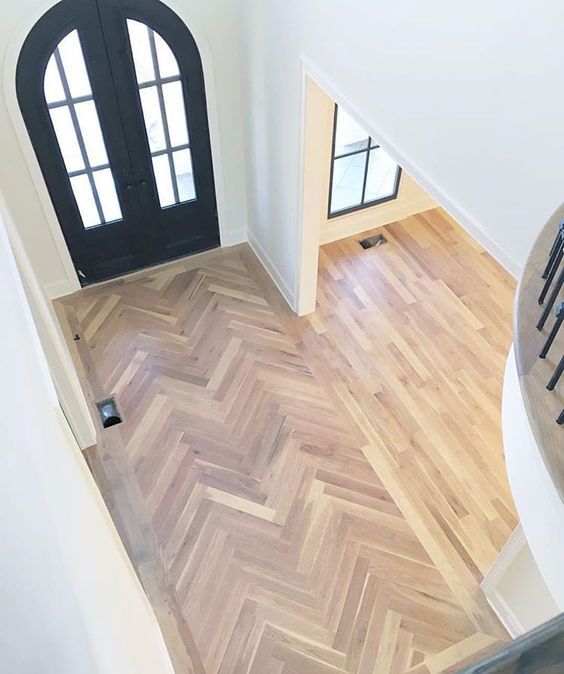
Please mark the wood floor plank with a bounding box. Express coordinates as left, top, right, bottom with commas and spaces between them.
57, 208, 516, 673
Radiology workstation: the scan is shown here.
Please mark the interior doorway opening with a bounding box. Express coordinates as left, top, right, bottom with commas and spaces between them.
297, 75, 437, 315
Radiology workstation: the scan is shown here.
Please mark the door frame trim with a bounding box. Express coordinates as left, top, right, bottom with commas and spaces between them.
3, 0, 233, 299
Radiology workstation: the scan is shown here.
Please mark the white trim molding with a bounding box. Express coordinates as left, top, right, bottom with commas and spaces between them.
481, 526, 528, 638
220, 226, 247, 248
481, 524, 559, 638
45, 278, 80, 300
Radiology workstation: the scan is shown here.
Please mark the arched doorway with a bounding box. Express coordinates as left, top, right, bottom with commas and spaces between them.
17, 0, 219, 285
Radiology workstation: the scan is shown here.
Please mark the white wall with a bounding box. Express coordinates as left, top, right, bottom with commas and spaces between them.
0, 200, 174, 673
242, 0, 564, 306
243, 0, 303, 306
1, 0, 248, 298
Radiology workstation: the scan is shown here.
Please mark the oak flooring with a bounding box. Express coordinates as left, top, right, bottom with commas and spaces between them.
56, 208, 518, 673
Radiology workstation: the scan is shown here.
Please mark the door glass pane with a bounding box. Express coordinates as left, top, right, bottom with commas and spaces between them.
127, 19, 155, 83
44, 29, 122, 229
70, 174, 99, 228
75, 100, 108, 167
139, 86, 166, 151
163, 81, 188, 147
364, 148, 400, 202
44, 56, 65, 104
57, 30, 91, 98
127, 19, 196, 208
93, 169, 122, 222
155, 33, 179, 78
152, 154, 175, 207
334, 107, 369, 156
49, 106, 84, 173
330, 153, 365, 213
173, 149, 195, 202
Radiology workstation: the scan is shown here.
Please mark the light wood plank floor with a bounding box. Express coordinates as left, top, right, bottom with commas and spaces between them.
56, 207, 517, 673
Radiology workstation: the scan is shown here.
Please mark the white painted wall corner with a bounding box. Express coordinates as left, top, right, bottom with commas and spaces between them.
247, 229, 295, 312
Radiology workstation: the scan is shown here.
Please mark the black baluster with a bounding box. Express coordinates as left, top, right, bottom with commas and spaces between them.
542, 221, 564, 279
540, 302, 564, 359
537, 266, 564, 330
547, 356, 564, 391
538, 235, 564, 305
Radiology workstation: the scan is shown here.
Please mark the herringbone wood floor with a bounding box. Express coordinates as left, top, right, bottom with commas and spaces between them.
57, 208, 517, 673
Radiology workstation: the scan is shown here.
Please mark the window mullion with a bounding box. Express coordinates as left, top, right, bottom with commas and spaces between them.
68, 164, 110, 178
360, 147, 371, 205
53, 47, 105, 224
151, 142, 190, 158
138, 74, 181, 90
48, 93, 93, 110
334, 145, 371, 161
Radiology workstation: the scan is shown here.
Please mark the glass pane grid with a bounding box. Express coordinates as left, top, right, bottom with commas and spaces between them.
44, 30, 122, 228
127, 19, 195, 209
329, 105, 400, 217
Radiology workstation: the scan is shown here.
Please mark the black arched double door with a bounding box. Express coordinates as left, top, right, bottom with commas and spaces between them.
17, 0, 219, 284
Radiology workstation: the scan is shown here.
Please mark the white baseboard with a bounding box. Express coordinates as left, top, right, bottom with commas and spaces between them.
45, 278, 79, 300
481, 525, 560, 638
481, 526, 528, 638
220, 226, 248, 247
484, 592, 525, 640
441, 203, 521, 279
247, 231, 295, 311
57, 395, 97, 451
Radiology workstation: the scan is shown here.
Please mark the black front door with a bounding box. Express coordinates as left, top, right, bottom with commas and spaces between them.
17, 0, 219, 285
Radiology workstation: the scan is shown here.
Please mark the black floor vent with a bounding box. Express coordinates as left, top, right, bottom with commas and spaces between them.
96, 397, 122, 429
359, 233, 387, 249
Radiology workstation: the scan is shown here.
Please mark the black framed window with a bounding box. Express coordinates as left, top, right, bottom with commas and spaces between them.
328, 104, 401, 218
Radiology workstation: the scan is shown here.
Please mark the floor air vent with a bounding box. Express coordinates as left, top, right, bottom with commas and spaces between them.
359, 233, 387, 249
96, 397, 122, 429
